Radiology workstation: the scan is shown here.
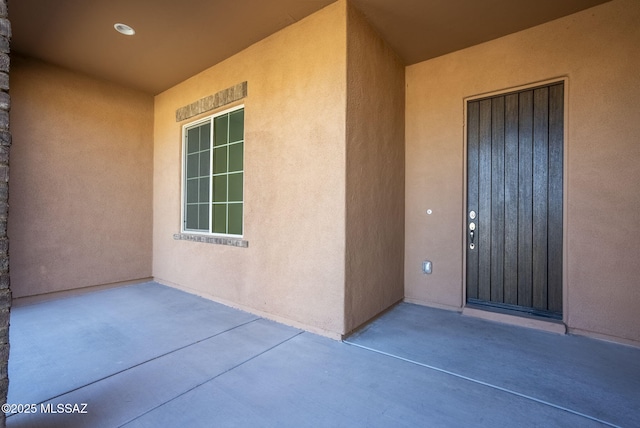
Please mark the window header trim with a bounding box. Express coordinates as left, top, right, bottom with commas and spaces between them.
176, 81, 247, 122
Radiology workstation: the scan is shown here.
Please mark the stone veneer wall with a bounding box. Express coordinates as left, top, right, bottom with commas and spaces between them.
0, 0, 9, 426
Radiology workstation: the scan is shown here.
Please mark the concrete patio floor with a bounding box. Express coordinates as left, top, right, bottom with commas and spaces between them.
5, 282, 639, 427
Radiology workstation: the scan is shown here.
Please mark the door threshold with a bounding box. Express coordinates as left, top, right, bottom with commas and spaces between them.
462, 306, 566, 335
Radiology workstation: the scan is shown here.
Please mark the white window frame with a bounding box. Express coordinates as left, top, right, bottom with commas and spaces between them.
180, 105, 244, 237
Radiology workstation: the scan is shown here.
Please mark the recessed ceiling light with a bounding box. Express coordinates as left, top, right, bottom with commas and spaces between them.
114, 23, 135, 36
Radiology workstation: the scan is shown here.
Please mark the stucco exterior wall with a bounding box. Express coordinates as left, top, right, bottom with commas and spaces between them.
344, 5, 405, 333
405, 0, 640, 345
153, 2, 347, 337
8, 56, 154, 297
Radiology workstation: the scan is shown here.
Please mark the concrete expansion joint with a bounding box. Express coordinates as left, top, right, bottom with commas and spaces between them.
342, 340, 622, 428
6, 316, 306, 427
119, 324, 303, 426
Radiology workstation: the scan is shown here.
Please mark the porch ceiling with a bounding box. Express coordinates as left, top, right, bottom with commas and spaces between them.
9, 0, 610, 95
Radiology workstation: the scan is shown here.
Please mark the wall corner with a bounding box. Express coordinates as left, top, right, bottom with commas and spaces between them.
0, 0, 10, 425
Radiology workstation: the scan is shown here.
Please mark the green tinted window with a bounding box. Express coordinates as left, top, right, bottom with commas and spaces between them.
212, 204, 227, 234
187, 128, 200, 154
186, 154, 198, 179
213, 147, 227, 174
228, 173, 243, 202
183, 107, 244, 235
199, 150, 210, 176
229, 110, 244, 143
186, 179, 198, 203
199, 123, 211, 151
213, 175, 227, 202
214, 116, 228, 146
198, 204, 209, 230
185, 205, 196, 229
228, 204, 243, 235
198, 177, 209, 202
229, 142, 243, 172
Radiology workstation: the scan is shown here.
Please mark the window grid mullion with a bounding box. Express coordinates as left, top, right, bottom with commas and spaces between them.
226, 115, 230, 234
209, 118, 214, 234
182, 106, 243, 237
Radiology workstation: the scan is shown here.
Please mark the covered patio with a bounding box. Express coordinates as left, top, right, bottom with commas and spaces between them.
7, 282, 639, 427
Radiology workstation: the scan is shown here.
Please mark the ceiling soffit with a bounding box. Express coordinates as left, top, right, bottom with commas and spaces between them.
9, 0, 611, 94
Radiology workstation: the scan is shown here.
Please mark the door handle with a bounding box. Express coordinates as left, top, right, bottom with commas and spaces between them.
469, 222, 476, 250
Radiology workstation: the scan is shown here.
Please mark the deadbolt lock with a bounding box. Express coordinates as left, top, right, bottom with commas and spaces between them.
469, 221, 476, 250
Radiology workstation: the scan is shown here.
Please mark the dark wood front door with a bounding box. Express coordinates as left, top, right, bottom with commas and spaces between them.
466, 82, 564, 319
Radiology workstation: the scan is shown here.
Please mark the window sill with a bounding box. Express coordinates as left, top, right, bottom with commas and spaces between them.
173, 233, 248, 248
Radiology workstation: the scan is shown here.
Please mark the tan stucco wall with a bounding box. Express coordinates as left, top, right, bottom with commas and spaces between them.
153, 2, 348, 337
344, 5, 405, 333
9, 56, 154, 297
405, 0, 640, 344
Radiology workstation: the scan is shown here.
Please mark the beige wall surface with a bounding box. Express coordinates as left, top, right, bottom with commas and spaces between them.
344, 4, 405, 333
405, 0, 640, 344
9, 56, 154, 297
153, 2, 348, 337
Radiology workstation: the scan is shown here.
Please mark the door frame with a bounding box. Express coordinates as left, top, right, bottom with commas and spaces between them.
461, 77, 569, 324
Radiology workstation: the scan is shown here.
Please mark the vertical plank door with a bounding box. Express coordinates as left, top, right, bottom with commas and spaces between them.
466, 82, 563, 318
